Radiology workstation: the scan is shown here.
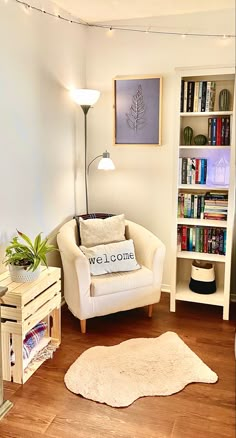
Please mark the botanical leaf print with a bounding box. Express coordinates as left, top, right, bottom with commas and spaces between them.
126, 85, 145, 132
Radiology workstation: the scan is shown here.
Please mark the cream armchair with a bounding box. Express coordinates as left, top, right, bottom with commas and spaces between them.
57, 217, 165, 333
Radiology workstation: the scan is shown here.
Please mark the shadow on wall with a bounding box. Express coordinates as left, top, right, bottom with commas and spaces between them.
0, 217, 72, 292
47, 215, 74, 298
0, 231, 15, 274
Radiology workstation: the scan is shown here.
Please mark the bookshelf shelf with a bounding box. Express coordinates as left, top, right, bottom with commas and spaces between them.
178, 184, 229, 190
177, 251, 226, 263
180, 111, 233, 117
177, 218, 227, 227
179, 145, 231, 150
171, 66, 235, 321
176, 282, 224, 306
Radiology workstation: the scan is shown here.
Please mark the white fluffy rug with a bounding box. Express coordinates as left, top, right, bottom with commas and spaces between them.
64, 331, 218, 407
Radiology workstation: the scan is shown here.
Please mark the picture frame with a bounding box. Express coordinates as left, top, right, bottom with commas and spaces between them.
113, 75, 162, 146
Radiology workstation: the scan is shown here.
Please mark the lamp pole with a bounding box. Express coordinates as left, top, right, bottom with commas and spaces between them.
80, 105, 91, 215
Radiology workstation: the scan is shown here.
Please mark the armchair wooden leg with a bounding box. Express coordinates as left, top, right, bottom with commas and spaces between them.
80, 319, 86, 334
148, 305, 153, 318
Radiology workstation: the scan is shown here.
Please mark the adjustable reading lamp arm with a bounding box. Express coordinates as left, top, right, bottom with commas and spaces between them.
87, 154, 103, 174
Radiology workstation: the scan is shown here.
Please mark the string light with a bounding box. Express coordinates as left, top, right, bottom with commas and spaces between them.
10, 0, 236, 39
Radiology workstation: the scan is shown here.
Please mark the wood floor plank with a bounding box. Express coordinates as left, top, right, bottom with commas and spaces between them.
171, 415, 235, 437
0, 293, 235, 438
0, 398, 56, 434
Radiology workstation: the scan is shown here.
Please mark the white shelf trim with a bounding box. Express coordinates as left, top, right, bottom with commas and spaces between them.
179, 145, 231, 150
176, 281, 224, 306
177, 251, 226, 262
180, 111, 233, 117
177, 218, 227, 227
178, 184, 229, 190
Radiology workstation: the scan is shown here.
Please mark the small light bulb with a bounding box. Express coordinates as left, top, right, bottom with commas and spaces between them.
181, 34, 186, 39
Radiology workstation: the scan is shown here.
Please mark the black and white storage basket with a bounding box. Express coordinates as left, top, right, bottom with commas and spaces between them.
189, 260, 216, 295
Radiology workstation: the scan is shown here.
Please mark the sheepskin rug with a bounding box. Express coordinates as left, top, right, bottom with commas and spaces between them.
64, 331, 218, 407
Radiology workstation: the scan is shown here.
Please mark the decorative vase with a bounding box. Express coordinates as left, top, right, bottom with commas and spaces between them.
219, 89, 230, 111
194, 134, 207, 145
9, 265, 41, 283
183, 126, 193, 145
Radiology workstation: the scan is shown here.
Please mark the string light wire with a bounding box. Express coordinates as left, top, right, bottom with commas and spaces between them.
11, 0, 236, 39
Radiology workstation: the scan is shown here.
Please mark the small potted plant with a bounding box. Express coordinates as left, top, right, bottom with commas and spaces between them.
4, 230, 57, 283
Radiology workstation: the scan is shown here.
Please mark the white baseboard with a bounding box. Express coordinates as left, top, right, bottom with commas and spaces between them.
161, 284, 171, 293
230, 294, 236, 303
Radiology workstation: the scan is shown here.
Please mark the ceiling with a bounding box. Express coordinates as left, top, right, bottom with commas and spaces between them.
51, 0, 235, 23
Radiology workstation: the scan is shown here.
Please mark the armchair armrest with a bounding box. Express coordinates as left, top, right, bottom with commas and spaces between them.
57, 220, 91, 300
125, 220, 166, 288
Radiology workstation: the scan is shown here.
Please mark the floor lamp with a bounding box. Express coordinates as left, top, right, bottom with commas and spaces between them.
70, 89, 115, 214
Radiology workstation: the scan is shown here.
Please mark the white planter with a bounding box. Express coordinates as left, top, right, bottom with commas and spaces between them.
9, 265, 41, 283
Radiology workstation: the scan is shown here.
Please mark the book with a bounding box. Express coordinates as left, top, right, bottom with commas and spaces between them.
187, 81, 195, 112
208, 118, 212, 144
216, 117, 222, 145
221, 117, 225, 145
181, 158, 187, 184
180, 80, 185, 112
201, 81, 207, 112
181, 226, 187, 250
193, 82, 199, 112
211, 118, 217, 146
183, 81, 188, 112
224, 117, 230, 145
198, 81, 203, 112
205, 81, 212, 112
207, 81, 216, 112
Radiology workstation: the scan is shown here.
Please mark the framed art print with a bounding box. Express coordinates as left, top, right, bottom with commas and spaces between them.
113, 75, 162, 146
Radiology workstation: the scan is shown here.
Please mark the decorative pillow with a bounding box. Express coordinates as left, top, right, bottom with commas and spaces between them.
80, 239, 140, 276
79, 214, 126, 247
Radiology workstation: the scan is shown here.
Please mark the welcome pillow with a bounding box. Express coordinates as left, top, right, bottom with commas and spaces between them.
80, 239, 140, 276
79, 214, 125, 247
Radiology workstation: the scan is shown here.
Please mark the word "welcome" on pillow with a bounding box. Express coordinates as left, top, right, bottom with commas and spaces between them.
80, 239, 140, 276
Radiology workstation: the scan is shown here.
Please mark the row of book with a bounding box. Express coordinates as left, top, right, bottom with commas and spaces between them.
180, 80, 216, 113
204, 191, 228, 221
180, 158, 207, 185
208, 117, 230, 145
178, 192, 228, 220
177, 226, 227, 254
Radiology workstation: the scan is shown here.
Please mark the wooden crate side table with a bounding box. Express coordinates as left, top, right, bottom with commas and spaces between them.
0, 266, 61, 384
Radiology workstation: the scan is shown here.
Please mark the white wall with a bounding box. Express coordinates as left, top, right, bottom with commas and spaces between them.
0, 4, 235, 291
0, 1, 86, 272
86, 10, 235, 289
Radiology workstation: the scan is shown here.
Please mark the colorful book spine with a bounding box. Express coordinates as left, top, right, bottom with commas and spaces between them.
201, 81, 207, 112
180, 80, 185, 112
224, 117, 230, 145
193, 82, 199, 112
208, 118, 212, 145
208, 82, 216, 112
198, 82, 203, 112
216, 118, 222, 145
183, 81, 188, 112
211, 118, 217, 146
205, 81, 212, 112
187, 81, 195, 112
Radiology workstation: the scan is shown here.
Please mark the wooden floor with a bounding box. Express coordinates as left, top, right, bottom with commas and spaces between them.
0, 293, 235, 438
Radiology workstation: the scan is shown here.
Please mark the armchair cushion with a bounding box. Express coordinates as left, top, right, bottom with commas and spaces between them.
91, 266, 153, 297
79, 214, 126, 247
80, 239, 140, 276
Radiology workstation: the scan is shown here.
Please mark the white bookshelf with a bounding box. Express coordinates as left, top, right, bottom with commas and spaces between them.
171, 66, 235, 320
